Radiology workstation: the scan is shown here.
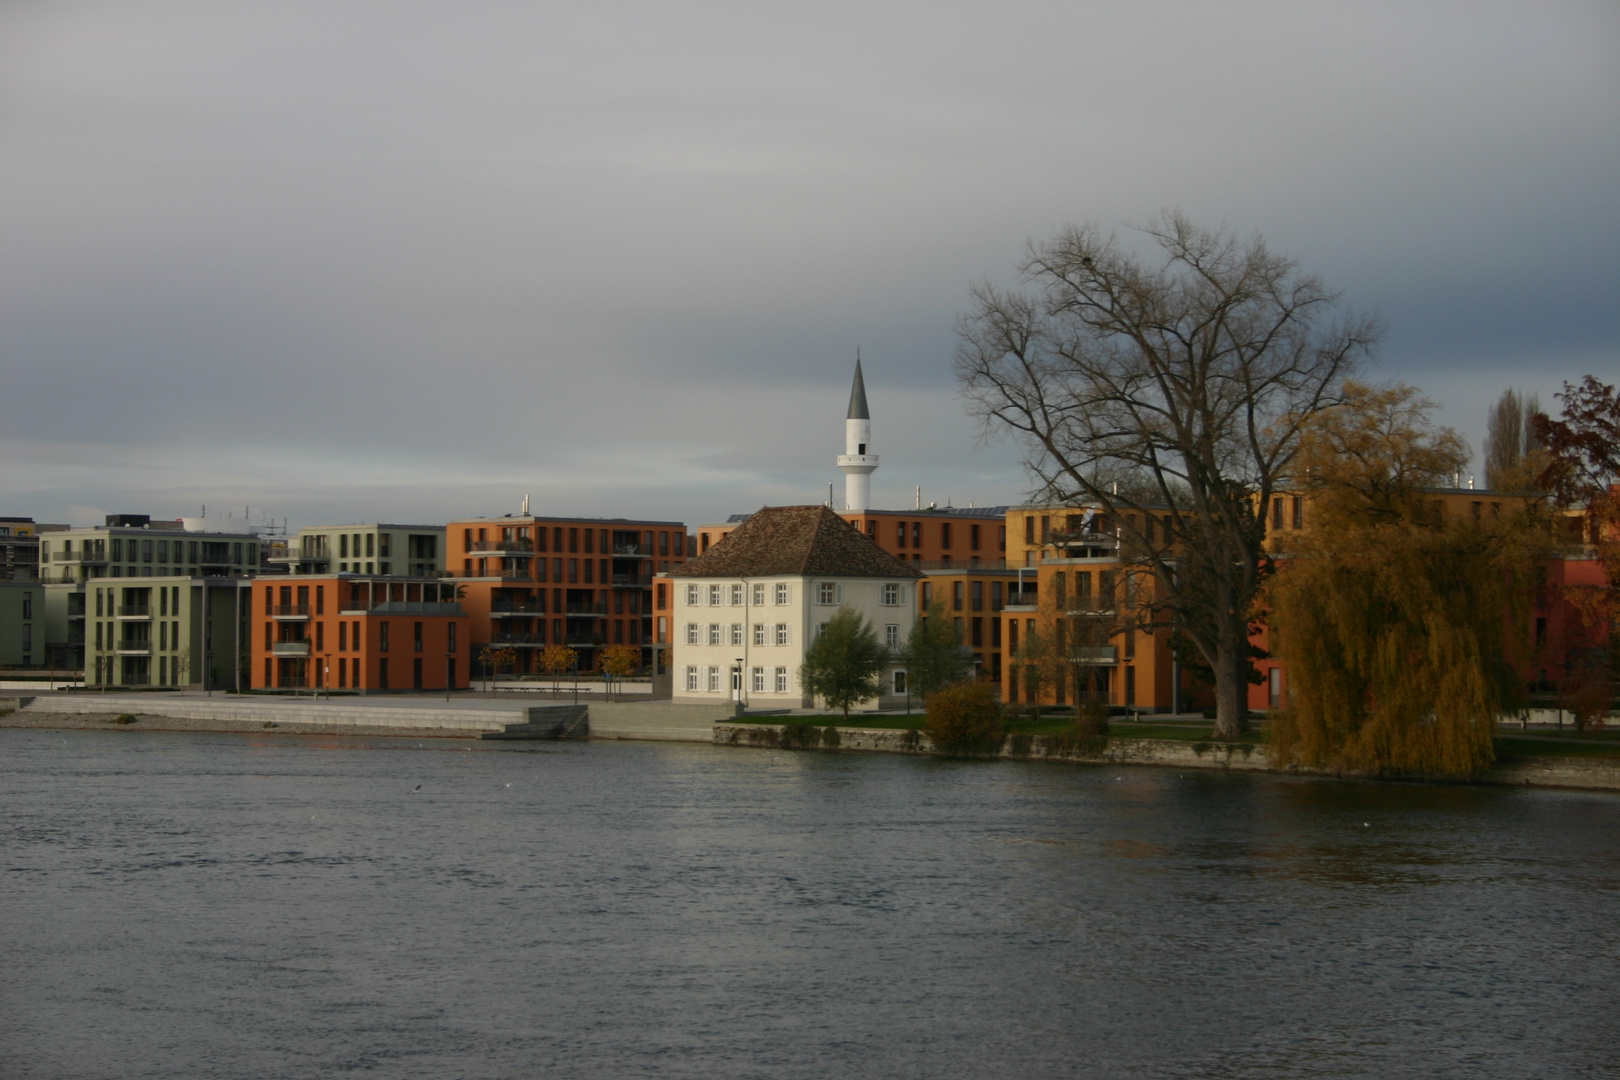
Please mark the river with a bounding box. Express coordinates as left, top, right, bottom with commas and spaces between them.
2, 729, 1616, 1078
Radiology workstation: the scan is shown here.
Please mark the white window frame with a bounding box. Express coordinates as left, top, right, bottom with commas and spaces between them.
730, 584, 744, 606
685, 584, 700, 606
882, 583, 901, 606
708, 623, 721, 646
775, 667, 788, 693
751, 667, 765, 692
707, 666, 720, 692
685, 666, 699, 691
817, 582, 838, 605
774, 583, 789, 605
685, 623, 699, 645
752, 583, 765, 606
775, 623, 789, 646
730, 623, 744, 646
753, 623, 766, 646
708, 584, 722, 606
885, 624, 900, 649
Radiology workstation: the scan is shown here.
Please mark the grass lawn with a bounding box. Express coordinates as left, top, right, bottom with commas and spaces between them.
726, 715, 1268, 742
1494, 734, 1620, 759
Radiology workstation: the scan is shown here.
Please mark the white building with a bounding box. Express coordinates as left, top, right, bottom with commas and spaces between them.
667, 505, 920, 709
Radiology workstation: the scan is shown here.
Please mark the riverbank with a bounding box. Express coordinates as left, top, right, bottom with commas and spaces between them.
715, 722, 1620, 793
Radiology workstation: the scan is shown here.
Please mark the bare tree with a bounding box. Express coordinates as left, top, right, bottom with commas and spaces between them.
956, 212, 1378, 737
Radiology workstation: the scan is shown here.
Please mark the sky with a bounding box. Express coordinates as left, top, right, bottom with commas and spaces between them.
2, 2, 1617, 532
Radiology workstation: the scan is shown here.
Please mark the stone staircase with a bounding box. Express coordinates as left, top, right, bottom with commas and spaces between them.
480, 704, 590, 740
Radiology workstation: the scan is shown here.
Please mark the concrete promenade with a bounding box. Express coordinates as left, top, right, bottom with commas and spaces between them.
5, 690, 737, 741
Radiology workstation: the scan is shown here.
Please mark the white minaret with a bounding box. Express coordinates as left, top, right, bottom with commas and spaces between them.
836, 355, 878, 512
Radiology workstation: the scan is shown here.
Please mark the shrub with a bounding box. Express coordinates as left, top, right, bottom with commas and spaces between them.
923, 680, 1006, 757
112, 714, 137, 725
1076, 700, 1111, 740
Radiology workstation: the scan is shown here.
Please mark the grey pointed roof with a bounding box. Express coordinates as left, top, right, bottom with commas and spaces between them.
669, 506, 920, 579
847, 357, 870, 420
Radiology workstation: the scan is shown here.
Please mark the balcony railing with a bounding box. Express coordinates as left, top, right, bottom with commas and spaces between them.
466, 540, 535, 553
565, 602, 607, 614
271, 605, 310, 618
610, 574, 652, 588
917, 559, 1010, 571
1067, 645, 1117, 664
272, 641, 312, 657
116, 605, 151, 618
491, 604, 545, 616
487, 633, 544, 646
51, 551, 108, 565
565, 635, 604, 647
611, 544, 651, 557
115, 641, 152, 654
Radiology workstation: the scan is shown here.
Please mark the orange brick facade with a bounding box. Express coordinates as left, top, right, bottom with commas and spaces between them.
249, 577, 470, 693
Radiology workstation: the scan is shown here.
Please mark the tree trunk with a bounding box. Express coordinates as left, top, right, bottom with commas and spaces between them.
1212, 633, 1250, 739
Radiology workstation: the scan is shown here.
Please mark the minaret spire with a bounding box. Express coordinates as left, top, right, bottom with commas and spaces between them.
836, 351, 878, 512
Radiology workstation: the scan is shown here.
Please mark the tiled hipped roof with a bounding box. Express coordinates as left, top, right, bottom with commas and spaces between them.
670, 506, 922, 579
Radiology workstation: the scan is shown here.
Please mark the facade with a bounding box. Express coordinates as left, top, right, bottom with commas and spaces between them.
445, 515, 690, 674
248, 576, 470, 692
917, 566, 1023, 686
663, 505, 921, 708
0, 517, 68, 581
83, 576, 253, 689
268, 523, 446, 576
38, 516, 262, 585
0, 581, 41, 667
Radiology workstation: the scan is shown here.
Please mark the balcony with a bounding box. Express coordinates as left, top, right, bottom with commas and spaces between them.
466, 540, 534, 553
272, 641, 312, 657
611, 544, 652, 557
565, 635, 603, 647
116, 605, 151, 618
115, 641, 152, 655
491, 604, 545, 617
271, 605, 310, 619
917, 559, 1010, 571
565, 602, 607, 615
54, 551, 108, 565
487, 633, 544, 646
610, 574, 652, 588
1067, 645, 1117, 664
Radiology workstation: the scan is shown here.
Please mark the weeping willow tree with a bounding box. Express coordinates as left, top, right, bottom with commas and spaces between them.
1268, 382, 1540, 776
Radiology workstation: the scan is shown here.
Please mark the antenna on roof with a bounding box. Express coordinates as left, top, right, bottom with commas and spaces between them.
521, 493, 530, 515
827, 482, 834, 506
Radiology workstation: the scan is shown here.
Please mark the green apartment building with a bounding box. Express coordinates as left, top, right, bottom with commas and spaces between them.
269, 524, 445, 576
83, 576, 252, 689
0, 581, 41, 668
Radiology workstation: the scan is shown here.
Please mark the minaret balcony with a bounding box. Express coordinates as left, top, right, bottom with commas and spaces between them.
836, 454, 879, 469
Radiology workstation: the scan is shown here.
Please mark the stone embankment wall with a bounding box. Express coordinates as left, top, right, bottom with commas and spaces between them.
11, 694, 514, 732
714, 724, 1620, 792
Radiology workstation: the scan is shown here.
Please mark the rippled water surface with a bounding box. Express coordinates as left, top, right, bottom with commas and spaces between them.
2, 729, 1617, 1078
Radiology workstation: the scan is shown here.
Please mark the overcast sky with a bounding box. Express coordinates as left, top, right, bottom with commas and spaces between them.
2, 2, 1616, 531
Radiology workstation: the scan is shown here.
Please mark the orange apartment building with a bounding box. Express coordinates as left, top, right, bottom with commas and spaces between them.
446, 516, 692, 675
698, 506, 1012, 567
250, 576, 470, 692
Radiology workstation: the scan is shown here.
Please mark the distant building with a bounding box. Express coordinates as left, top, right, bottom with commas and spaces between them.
83, 575, 252, 689
445, 514, 691, 676
268, 523, 447, 577
662, 505, 920, 708
248, 575, 469, 693
0, 581, 41, 667
38, 516, 263, 584
0, 517, 68, 581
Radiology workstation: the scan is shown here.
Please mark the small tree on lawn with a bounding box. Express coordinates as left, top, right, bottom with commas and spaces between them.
600, 644, 639, 701
798, 605, 890, 722
477, 646, 518, 691
539, 643, 578, 695
903, 600, 974, 702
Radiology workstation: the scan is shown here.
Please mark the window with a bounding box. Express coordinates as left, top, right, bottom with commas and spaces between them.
1292, 496, 1304, 529
142, 540, 152, 562
971, 617, 983, 647
775, 667, 788, 693
22, 593, 32, 619
970, 524, 980, 551
366, 534, 375, 557
707, 666, 720, 692
339, 622, 347, 650
686, 666, 699, 691
897, 521, 907, 548
815, 622, 828, 639
413, 622, 423, 652
753, 623, 766, 646
774, 583, 789, 605
685, 584, 699, 606
448, 623, 457, 652
881, 583, 901, 606
708, 623, 721, 645
1272, 498, 1284, 530
686, 623, 700, 645
379, 534, 390, 557
816, 582, 838, 605
730, 584, 744, 606
730, 624, 744, 646
971, 581, 983, 611
775, 623, 789, 646
885, 624, 900, 649
941, 523, 952, 550
893, 670, 907, 694
752, 583, 765, 606
379, 623, 389, 652
316, 622, 324, 650
708, 584, 722, 606
378, 658, 388, 689
953, 582, 964, 611
751, 667, 765, 692
912, 522, 921, 547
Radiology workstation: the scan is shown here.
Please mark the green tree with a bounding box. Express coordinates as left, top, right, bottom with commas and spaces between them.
956, 212, 1377, 738
902, 601, 973, 701
1267, 382, 1539, 776
799, 605, 890, 721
